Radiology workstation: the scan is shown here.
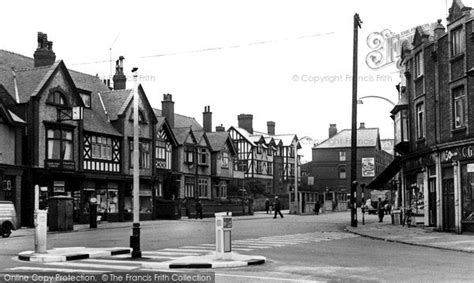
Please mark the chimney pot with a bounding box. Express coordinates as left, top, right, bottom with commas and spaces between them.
162, 94, 175, 128
359, 122, 366, 129
203, 105, 212, 132
329, 124, 338, 138
33, 32, 56, 67
113, 56, 126, 90
267, 121, 275, 135
216, 124, 226, 132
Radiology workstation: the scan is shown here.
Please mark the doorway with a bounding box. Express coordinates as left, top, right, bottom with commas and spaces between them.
442, 167, 455, 231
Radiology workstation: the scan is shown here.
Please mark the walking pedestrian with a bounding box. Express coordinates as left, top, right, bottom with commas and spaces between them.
273, 196, 284, 218
377, 197, 384, 222
265, 198, 270, 214
195, 199, 203, 219
313, 201, 320, 215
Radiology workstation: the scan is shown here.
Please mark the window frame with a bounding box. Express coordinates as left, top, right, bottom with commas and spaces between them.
46, 128, 74, 161
451, 26, 465, 57
339, 166, 347, 179
453, 86, 467, 129
416, 102, 425, 139
414, 51, 424, 78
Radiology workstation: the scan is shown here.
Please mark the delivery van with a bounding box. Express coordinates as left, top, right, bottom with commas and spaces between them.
0, 201, 18, 238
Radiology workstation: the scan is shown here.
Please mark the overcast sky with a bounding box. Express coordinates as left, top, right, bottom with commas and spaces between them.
1, 0, 450, 161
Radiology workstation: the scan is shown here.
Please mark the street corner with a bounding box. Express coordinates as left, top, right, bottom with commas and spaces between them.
142, 252, 266, 269
18, 247, 131, 263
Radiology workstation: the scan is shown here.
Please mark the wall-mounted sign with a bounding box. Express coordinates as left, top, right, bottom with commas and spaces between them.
362, 158, 375, 177
307, 177, 314, 186
468, 164, 474, 173
441, 144, 474, 162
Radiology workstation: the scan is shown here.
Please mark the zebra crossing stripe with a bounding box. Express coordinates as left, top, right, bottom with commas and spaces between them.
84, 258, 159, 265
162, 248, 214, 253
8, 266, 107, 273
233, 241, 285, 247
144, 251, 202, 256
181, 246, 214, 250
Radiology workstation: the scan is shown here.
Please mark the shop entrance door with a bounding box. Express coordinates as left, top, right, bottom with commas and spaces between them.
428, 178, 437, 227
442, 178, 455, 231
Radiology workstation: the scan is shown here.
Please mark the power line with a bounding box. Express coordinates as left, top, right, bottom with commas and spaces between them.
70, 31, 334, 66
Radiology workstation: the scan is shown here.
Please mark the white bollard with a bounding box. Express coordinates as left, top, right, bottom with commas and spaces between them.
215, 212, 232, 260
34, 185, 47, 253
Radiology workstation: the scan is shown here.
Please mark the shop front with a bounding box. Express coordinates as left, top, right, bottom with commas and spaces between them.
441, 144, 474, 233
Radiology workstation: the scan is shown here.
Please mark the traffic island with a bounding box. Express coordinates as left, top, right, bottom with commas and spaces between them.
18, 247, 131, 263
142, 252, 266, 269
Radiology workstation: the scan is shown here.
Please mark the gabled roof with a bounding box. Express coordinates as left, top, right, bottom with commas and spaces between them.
193, 130, 210, 148
153, 108, 202, 130
448, 0, 472, 23
315, 128, 380, 149
99, 89, 132, 121
156, 116, 178, 146
228, 126, 256, 147
0, 100, 25, 125
172, 127, 196, 145
0, 50, 122, 137
206, 132, 237, 155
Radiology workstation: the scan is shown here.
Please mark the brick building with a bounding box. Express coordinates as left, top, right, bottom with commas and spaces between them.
303, 123, 393, 212
381, 0, 474, 233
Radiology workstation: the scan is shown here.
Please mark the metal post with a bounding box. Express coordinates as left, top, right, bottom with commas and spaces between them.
351, 13, 362, 228
34, 185, 47, 253
130, 68, 141, 258
294, 141, 298, 214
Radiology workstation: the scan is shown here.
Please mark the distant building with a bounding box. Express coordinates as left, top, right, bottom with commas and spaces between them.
304, 123, 393, 211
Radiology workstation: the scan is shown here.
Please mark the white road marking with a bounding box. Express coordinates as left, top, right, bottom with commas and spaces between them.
44, 261, 139, 270
8, 266, 107, 273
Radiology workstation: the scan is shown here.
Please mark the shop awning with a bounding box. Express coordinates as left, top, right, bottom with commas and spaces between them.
366, 158, 401, 189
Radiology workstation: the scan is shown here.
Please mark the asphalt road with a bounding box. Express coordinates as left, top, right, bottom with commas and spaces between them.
0, 212, 473, 282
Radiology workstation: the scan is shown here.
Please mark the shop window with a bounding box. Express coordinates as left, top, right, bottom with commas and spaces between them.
97, 186, 118, 214
461, 165, 474, 222
47, 129, 73, 161
453, 87, 466, 129
139, 186, 152, 213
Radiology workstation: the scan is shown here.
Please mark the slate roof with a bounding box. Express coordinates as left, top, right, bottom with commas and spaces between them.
315, 128, 380, 149
0, 50, 121, 136
173, 127, 193, 145
153, 108, 202, 130
0, 63, 57, 103
206, 132, 231, 152
231, 127, 256, 146
99, 89, 132, 121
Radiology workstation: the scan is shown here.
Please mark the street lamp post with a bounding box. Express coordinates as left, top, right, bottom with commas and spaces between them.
351, 13, 362, 228
130, 67, 141, 258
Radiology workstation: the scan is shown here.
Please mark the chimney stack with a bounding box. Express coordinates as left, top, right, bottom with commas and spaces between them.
238, 114, 253, 134
329, 124, 337, 138
267, 121, 275, 136
162, 94, 175, 128
113, 56, 126, 90
359, 122, 366, 129
33, 32, 56, 67
216, 124, 225, 132
434, 19, 446, 40
203, 106, 212, 132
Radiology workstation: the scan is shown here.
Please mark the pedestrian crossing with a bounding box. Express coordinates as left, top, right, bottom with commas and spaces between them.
9, 231, 358, 273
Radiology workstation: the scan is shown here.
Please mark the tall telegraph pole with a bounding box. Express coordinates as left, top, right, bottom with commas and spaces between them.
351, 13, 362, 228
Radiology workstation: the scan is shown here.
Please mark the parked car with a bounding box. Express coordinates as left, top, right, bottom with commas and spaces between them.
362, 199, 377, 215
0, 201, 18, 238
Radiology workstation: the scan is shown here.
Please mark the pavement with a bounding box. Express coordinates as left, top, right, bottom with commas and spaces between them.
345, 212, 474, 254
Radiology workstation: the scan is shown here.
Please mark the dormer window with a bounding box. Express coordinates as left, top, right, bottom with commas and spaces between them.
199, 148, 208, 165
80, 92, 91, 108
451, 27, 465, 57
48, 90, 67, 107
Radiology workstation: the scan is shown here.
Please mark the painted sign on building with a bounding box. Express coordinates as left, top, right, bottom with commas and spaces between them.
362, 157, 375, 177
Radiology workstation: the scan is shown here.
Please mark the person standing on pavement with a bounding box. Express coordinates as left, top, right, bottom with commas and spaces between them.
314, 201, 320, 215
273, 196, 284, 218
195, 199, 203, 219
265, 198, 270, 214
377, 197, 385, 222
